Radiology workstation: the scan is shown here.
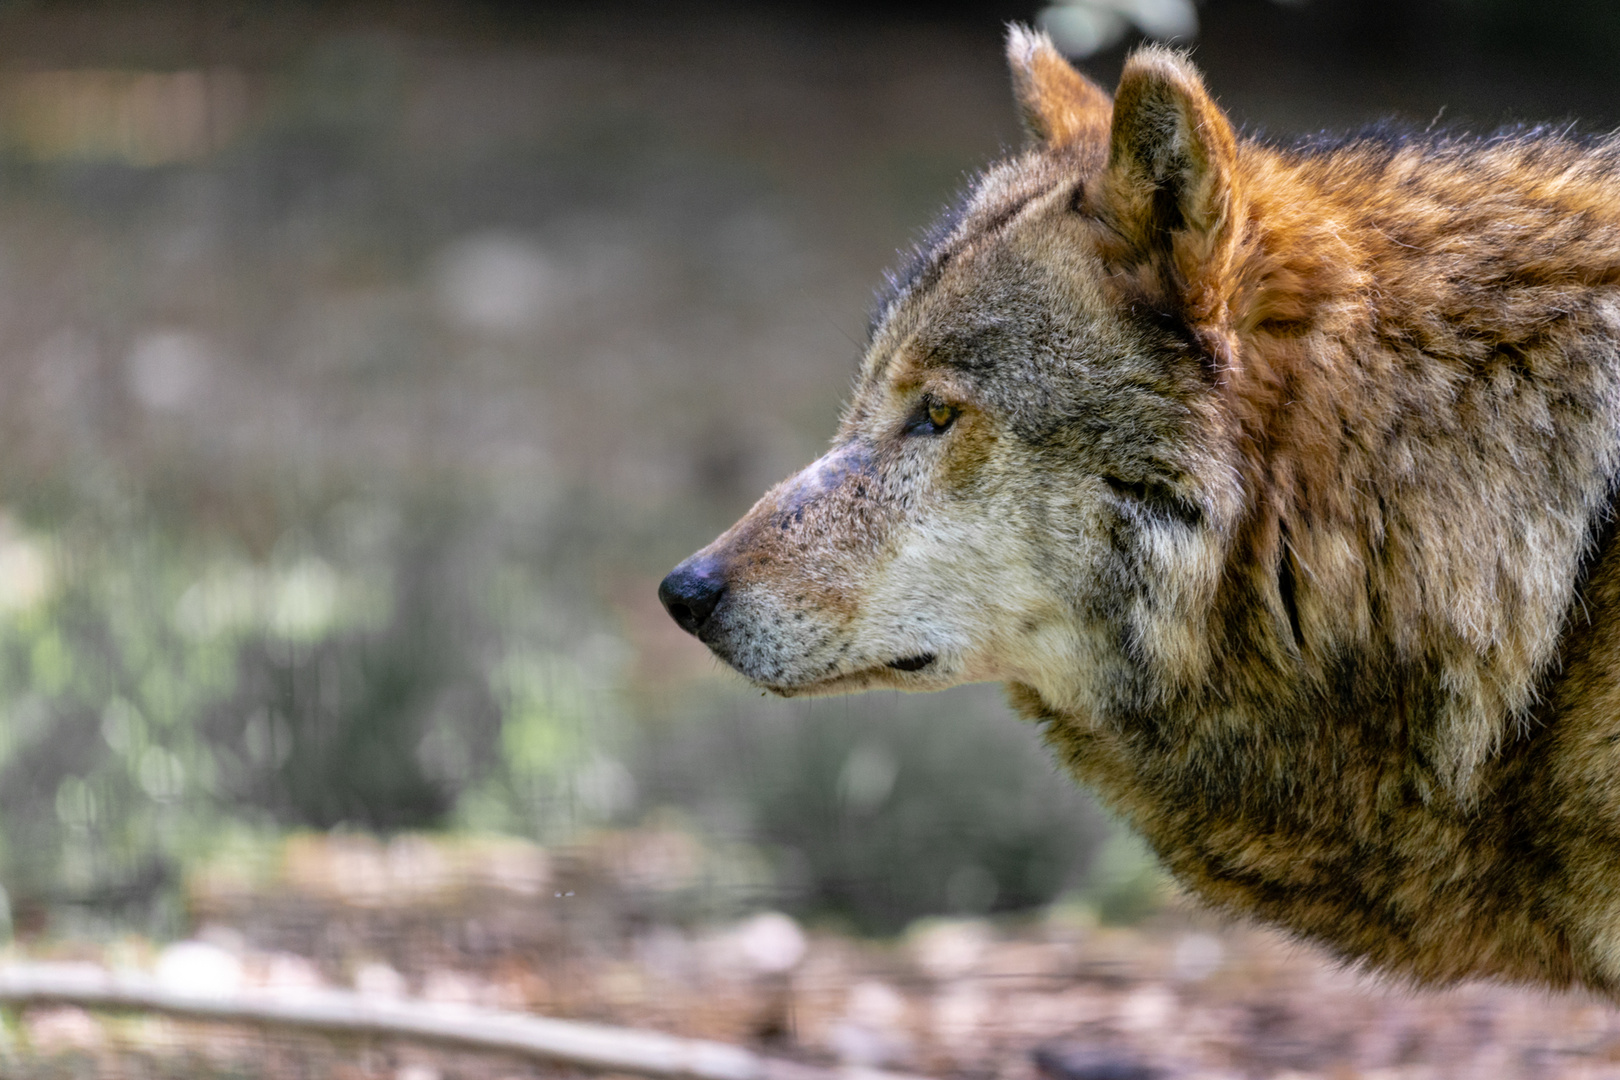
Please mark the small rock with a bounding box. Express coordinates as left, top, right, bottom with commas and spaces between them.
735, 911, 807, 975
155, 940, 243, 997
908, 917, 992, 980
829, 980, 912, 1067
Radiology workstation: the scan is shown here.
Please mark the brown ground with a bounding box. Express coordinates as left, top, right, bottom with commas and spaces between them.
8, 830, 1620, 1080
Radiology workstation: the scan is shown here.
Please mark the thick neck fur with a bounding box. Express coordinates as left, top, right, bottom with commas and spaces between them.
1029, 130, 1620, 987
1165, 132, 1620, 800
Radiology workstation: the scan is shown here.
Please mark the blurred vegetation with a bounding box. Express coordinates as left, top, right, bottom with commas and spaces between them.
0, 0, 1118, 943
632, 685, 1108, 933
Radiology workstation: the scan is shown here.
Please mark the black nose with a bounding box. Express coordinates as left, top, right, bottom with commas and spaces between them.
658, 558, 728, 635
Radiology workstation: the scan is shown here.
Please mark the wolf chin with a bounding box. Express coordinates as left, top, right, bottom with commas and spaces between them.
660, 27, 1620, 994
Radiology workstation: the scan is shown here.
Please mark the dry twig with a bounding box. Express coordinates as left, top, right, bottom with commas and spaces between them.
0, 962, 928, 1080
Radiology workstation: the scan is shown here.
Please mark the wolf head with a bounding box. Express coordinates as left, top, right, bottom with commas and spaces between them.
660, 30, 1265, 720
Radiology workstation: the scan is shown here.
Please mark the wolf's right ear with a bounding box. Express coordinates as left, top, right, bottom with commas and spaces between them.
1092, 47, 1243, 354
1006, 25, 1112, 147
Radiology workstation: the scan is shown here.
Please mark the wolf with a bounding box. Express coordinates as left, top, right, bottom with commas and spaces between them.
659, 27, 1620, 994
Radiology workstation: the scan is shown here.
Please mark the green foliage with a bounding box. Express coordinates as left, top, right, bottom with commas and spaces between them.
0, 495, 493, 924
0, 510, 239, 922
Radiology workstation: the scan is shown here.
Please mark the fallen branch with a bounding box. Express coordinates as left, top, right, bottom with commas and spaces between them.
0, 962, 925, 1080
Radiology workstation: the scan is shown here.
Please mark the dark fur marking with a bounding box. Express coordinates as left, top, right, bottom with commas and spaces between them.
926, 320, 1033, 374
1104, 474, 1204, 526
1127, 303, 1222, 382
1066, 180, 1088, 216
1278, 523, 1305, 653
1150, 178, 1187, 236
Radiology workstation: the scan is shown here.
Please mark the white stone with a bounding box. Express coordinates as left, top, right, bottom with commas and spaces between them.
155, 940, 243, 997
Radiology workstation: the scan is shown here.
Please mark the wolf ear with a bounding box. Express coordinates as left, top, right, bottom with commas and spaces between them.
1006, 25, 1112, 146
1093, 47, 1242, 340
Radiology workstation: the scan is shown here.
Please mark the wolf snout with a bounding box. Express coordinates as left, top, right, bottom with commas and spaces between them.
658, 555, 728, 635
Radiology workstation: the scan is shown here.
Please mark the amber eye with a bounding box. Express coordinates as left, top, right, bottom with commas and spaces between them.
905, 398, 958, 435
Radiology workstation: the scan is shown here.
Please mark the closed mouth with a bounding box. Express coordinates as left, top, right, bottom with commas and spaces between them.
761, 653, 941, 696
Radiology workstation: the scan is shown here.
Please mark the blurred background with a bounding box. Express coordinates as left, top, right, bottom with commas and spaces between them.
5, 1, 1620, 1076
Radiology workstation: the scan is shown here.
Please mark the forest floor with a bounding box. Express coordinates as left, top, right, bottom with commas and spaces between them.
5, 830, 1620, 1080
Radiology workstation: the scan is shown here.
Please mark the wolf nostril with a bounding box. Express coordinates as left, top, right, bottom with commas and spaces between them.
658, 560, 728, 635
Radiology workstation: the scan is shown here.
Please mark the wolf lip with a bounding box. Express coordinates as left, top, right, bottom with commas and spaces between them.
887, 653, 936, 672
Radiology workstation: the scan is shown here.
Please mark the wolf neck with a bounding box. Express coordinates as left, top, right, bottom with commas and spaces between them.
1127, 133, 1620, 806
